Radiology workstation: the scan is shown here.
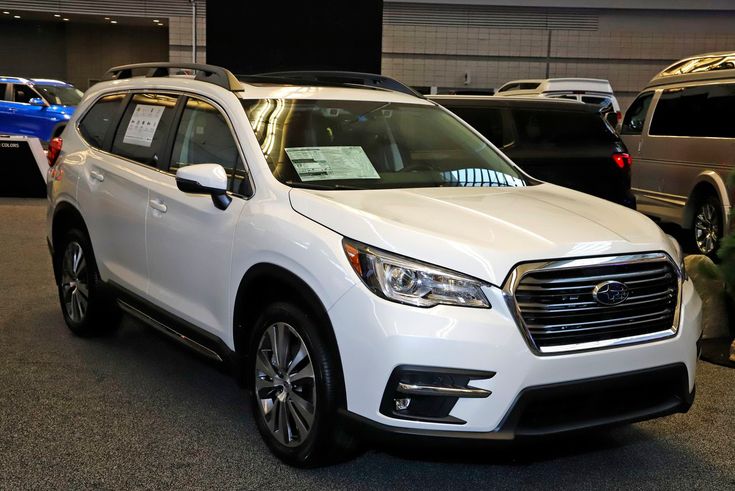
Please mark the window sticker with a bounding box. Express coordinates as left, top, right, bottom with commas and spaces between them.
284, 146, 380, 181
123, 104, 165, 147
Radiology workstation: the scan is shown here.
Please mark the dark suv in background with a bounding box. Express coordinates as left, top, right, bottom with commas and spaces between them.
430, 95, 636, 208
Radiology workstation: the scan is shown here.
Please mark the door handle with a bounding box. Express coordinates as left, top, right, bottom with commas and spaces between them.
89, 170, 105, 182
149, 199, 167, 213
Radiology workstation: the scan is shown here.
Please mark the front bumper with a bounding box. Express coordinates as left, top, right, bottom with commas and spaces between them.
340, 364, 694, 443
328, 277, 702, 436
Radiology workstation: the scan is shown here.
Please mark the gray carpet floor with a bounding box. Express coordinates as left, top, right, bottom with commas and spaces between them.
1, 198, 734, 490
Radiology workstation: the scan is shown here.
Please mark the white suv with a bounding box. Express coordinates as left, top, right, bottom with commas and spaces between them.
46, 63, 702, 467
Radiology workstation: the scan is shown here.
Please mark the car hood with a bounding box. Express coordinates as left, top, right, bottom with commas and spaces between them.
289, 184, 676, 286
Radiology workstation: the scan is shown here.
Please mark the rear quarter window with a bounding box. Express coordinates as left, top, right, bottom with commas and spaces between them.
511, 109, 617, 147
78, 93, 126, 149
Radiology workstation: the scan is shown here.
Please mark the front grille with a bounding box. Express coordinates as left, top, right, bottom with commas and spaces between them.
509, 254, 680, 353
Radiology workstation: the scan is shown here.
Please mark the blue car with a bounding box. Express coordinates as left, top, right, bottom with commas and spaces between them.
0, 77, 83, 147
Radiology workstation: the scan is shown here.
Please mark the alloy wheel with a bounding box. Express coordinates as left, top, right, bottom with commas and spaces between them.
694, 202, 720, 255
254, 322, 316, 447
61, 241, 89, 322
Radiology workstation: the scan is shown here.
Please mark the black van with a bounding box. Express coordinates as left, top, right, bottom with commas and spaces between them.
430, 95, 636, 208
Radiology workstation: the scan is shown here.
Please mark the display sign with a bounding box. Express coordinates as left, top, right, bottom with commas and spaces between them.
285, 146, 380, 181
123, 104, 166, 147
0, 135, 48, 197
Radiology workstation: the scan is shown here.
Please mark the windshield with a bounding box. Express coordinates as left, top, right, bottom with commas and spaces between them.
34, 84, 83, 106
241, 99, 530, 190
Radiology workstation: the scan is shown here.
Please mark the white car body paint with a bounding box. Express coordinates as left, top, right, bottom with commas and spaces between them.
47, 73, 702, 437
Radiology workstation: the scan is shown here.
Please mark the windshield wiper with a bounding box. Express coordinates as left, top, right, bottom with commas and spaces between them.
285, 181, 367, 191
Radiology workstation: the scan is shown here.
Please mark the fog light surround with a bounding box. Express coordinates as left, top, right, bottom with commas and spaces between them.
380, 365, 495, 424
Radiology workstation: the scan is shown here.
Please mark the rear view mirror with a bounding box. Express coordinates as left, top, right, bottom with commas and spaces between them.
175, 163, 232, 210
28, 98, 46, 107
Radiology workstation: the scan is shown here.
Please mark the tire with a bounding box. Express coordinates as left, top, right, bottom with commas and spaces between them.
692, 195, 723, 257
248, 302, 356, 467
56, 228, 119, 336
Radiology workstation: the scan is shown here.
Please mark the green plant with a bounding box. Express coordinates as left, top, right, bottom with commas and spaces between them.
717, 171, 735, 294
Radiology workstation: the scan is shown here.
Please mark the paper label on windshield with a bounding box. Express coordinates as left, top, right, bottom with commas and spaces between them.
122, 104, 165, 147
285, 146, 380, 181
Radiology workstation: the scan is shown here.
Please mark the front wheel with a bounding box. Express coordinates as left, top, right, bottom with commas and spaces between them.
693, 196, 723, 257
249, 302, 356, 467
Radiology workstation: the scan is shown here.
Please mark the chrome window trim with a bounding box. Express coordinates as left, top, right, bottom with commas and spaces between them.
502, 252, 683, 356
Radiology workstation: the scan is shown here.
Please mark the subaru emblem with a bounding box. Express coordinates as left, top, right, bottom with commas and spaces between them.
592, 280, 629, 306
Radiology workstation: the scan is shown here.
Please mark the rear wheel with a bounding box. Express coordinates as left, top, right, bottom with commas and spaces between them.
56, 228, 118, 336
692, 195, 723, 257
249, 302, 356, 467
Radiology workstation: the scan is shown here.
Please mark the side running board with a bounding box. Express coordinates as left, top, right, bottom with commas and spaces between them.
117, 300, 224, 363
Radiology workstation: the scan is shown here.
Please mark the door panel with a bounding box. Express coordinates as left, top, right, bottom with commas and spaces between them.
146, 96, 248, 337
146, 176, 244, 337
77, 151, 153, 296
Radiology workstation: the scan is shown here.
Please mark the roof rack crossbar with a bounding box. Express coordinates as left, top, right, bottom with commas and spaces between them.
252, 71, 423, 98
105, 62, 242, 91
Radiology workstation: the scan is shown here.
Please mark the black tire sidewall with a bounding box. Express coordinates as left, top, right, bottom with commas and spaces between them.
248, 302, 341, 467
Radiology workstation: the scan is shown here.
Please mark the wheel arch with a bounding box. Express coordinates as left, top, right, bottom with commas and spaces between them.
683, 171, 730, 230
51, 201, 89, 282
232, 263, 347, 404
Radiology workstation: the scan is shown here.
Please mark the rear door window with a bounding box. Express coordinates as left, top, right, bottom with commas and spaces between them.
78, 93, 126, 149
511, 109, 617, 147
621, 92, 653, 134
445, 106, 509, 147
0, 83, 8, 101
648, 84, 735, 138
111, 93, 179, 167
170, 97, 249, 193
649, 87, 705, 137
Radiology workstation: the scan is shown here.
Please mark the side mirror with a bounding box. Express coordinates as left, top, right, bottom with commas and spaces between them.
28, 97, 46, 107
175, 163, 232, 210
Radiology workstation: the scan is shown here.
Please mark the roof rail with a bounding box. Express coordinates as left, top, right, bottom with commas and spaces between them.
105, 62, 243, 91
252, 71, 423, 98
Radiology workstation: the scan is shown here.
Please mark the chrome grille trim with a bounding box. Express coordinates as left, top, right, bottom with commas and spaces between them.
502, 253, 682, 355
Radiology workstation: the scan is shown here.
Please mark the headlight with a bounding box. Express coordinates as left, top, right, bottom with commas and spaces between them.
342, 239, 491, 308
667, 234, 687, 280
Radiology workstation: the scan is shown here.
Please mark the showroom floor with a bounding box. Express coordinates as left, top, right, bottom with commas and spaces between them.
1, 198, 734, 490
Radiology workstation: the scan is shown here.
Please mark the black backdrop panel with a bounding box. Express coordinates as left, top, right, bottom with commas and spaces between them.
0, 141, 47, 198
206, 1, 383, 75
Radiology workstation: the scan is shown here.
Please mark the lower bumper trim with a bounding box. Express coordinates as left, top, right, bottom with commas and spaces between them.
343, 363, 694, 443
